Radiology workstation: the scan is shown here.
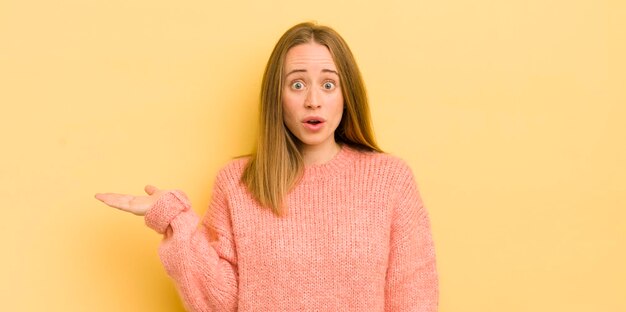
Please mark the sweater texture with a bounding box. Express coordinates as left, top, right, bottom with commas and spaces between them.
144, 144, 438, 311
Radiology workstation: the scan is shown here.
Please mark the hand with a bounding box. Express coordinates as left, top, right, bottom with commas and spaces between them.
95, 185, 167, 216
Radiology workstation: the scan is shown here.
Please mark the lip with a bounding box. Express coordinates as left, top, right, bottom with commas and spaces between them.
301, 116, 326, 132
301, 116, 327, 123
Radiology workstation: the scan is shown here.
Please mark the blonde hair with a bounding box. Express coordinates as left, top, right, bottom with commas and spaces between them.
242, 22, 382, 216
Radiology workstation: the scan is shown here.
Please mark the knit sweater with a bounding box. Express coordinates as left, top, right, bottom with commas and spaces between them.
144, 144, 438, 311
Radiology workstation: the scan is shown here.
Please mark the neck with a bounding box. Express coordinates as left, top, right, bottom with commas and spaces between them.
300, 140, 342, 166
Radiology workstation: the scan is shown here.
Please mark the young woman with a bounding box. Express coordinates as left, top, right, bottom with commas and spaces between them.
95, 22, 438, 311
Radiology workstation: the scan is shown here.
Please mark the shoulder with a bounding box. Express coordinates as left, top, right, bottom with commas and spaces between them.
213, 155, 250, 189
347, 146, 415, 180
347, 148, 421, 205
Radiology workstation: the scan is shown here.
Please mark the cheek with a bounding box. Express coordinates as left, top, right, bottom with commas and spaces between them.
282, 91, 298, 110
331, 93, 344, 117
281, 98, 298, 125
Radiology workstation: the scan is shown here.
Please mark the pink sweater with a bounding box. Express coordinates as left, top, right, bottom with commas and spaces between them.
144, 144, 438, 311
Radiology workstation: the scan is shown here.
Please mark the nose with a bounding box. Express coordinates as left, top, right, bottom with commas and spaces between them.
304, 88, 321, 109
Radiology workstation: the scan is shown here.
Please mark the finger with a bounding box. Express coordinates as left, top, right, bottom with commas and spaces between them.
94, 193, 133, 210
144, 185, 160, 195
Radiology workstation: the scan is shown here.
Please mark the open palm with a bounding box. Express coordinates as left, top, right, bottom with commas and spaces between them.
95, 185, 167, 216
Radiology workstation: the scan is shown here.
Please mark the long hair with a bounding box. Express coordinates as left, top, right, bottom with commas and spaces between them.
241, 22, 382, 216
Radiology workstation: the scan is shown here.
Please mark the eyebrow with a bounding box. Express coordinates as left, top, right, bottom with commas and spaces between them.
285, 69, 339, 77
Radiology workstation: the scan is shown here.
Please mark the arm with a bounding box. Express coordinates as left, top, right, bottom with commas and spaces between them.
385, 162, 439, 312
144, 175, 238, 312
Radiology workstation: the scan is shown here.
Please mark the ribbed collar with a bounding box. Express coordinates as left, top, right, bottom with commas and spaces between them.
300, 143, 357, 182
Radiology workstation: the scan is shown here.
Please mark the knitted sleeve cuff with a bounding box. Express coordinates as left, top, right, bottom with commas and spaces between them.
144, 190, 191, 234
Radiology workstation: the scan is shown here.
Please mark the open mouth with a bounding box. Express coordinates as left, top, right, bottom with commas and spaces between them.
302, 117, 326, 129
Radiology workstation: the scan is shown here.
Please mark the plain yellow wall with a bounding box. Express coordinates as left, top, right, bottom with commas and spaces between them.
1, 0, 624, 311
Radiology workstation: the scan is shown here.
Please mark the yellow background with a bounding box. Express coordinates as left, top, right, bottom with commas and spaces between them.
1, 0, 624, 311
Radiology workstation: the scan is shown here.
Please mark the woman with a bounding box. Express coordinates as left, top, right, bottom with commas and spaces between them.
95, 22, 438, 311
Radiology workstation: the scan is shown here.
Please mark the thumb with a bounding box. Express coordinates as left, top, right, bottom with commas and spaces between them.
144, 184, 160, 195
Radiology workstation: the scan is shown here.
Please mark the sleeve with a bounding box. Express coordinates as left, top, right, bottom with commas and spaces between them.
143, 171, 238, 312
384, 161, 439, 312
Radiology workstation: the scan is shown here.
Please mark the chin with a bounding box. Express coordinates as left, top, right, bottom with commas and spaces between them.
298, 137, 332, 148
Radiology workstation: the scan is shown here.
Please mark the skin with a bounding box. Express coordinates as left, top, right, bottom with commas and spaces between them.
282, 42, 344, 165
95, 42, 345, 214
95, 185, 163, 216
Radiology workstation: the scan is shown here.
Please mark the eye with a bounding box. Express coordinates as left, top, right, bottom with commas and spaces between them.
323, 81, 336, 90
291, 81, 304, 90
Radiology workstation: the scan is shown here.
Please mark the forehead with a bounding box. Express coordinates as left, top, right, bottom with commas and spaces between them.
284, 43, 336, 70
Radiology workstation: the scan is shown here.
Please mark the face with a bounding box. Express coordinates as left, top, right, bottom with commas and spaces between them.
282, 42, 344, 151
